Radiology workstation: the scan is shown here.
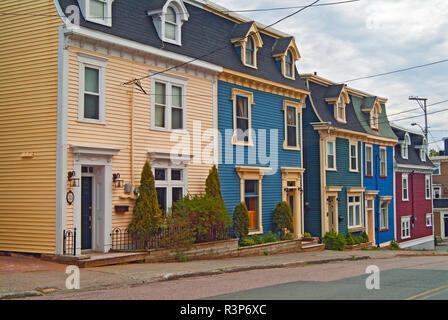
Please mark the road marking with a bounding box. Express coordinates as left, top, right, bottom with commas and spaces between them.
420, 287, 448, 300
405, 284, 448, 300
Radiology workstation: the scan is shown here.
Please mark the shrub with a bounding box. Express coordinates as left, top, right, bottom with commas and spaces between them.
389, 240, 400, 250
345, 232, 355, 245
281, 233, 295, 241
129, 161, 162, 234
272, 201, 293, 239
360, 231, 369, 243
354, 236, 363, 244
322, 231, 346, 251
233, 202, 250, 239
239, 237, 255, 247
249, 234, 263, 245
262, 231, 279, 243
302, 232, 312, 239
205, 165, 224, 201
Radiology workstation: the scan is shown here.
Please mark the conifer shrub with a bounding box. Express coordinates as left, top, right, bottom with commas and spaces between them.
233, 202, 250, 239
272, 201, 293, 239
205, 165, 223, 201
361, 231, 370, 243
323, 231, 346, 251
345, 232, 355, 245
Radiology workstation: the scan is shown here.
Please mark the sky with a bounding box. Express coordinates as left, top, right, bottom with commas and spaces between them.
217, 0, 448, 152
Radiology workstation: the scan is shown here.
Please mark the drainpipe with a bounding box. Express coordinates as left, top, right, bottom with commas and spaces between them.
130, 87, 135, 186
375, 150, 380, 247
411, 170, 415, 229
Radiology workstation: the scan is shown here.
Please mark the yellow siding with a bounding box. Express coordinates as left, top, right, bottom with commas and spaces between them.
66, 47, 215, 230
0, 1, 61, 253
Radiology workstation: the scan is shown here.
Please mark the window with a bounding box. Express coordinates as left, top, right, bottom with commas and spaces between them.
402, 133, 410, 159
348, 195, 362, 228
402, 174, 409, 201
334, 99, 347, 123
245, 36, 255, 66
78, 54, 107, 123
380, 147, 387, 177
326, 140, 336, 170
425, 175, 431, 200
426, 213, 433, 227
434, 163, 441, 175
154, 167, 186, 216
151, 74, 187, 131
164, 6, 177, 41
380, 201, 389, 231
245, 180, 259, 230
349, 142, 358, 172
81, 0, 113, 27
285, 50, 294, 78
231, 89, 254, 146
365, 145, 373, 177
401, 216, 411, 239
434, 186, 441, 199
420, 148, 426, 162
283, 101, 300, 150
371, 107, 379, 130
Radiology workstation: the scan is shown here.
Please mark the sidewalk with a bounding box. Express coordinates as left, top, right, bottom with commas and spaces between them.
0, 249, 444, 299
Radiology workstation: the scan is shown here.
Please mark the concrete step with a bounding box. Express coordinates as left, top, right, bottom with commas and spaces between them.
76, 252, 148, 268
301, 243, 325, 252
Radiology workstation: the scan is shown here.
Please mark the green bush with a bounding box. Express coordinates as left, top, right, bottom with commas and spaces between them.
302, 232, 312, 239
354, 236, 363, 244
345, 232, 355, 245
205, 165, 223, 201
262, 231, 279, 243
281, 233, 295, 241
389, 240, 400, 250
249, 234, 263, 245
323, 231, 346, 251
272, 201, 293, 239
239, 237, 256, 247
361, 231, 369, 243
233, 202, 250, 239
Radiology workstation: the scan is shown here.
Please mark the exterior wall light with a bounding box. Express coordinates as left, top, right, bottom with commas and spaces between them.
113, 173, 124, 188
67, 171, 80, 188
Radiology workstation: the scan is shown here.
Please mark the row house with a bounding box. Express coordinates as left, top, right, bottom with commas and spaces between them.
301, 74, 397, 246
430, 138, 448, 241
392, 125, 435, 249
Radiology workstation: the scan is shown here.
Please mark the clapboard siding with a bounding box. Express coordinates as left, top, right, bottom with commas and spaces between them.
0, 0, 61, 253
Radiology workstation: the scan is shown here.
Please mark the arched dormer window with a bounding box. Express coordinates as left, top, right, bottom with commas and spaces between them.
78, 0, 114, 27
147, 0, 189, 46
370, 100, 381, 130
402, 133, 410, 159
245, 36, 255, 66
285, 50, 294, 78
272, 37, 300, 80
325, 86, 350, 124
420, 138, 427, 161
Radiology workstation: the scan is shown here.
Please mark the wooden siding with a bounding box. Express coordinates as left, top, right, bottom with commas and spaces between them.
65, 46, 215, 231
0, 1, 61, 253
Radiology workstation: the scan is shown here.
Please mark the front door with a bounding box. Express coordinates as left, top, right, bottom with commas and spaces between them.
327, 197, 336, 232
287, 190, 295, 234
81, 176, 93, 250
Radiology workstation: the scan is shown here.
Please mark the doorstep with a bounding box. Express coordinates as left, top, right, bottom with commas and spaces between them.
41, 252, 149, 268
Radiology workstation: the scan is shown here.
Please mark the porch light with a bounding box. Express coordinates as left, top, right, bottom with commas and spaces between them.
113, 173, 124, 188
67, 171, 80, 188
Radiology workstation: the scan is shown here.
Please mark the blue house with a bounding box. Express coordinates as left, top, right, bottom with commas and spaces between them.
301, 74, 397, 246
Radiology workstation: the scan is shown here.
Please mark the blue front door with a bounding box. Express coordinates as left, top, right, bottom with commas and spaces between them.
81, 177, 93, 250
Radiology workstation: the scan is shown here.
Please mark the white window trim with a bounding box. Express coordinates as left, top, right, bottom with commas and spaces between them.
380, 201, 389, 231
365, 144, 373, 177
80, 0, 114, 27
370, 107, 379, 130
402, 173, 409, 201
401, 216, 411, 239
426, 213, 433, 227
77, 53, 107, 124
282, 100, 301, 151
334, 98, 347, 124
425, 175, 432, 200
402, 133, 410, 160
150, 72, 188, 133
349, 141, 358, 172
153, 166, 188, 215
347, 193, 363, 229
380, 146, 387, 177
434, 162, 441, 175
325, 138, 337, 171
231, 88, 254, 146
433, 186, 442, 199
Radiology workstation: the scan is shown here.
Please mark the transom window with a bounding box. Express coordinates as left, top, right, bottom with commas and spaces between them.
349, 142, 358, 172
380, 201, 389, 231
326, 140, 336, 170
402, 174, 409, 201
380, 147, 387, 177
365, 145, 373, 177
348, 195, 362, 228
401, 216, 410, 239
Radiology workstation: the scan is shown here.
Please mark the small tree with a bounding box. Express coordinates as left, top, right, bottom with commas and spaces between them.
272, 201, 293, 239
205, 165, 223, 201
129, 161, 162, 234
233, 202, 249, 239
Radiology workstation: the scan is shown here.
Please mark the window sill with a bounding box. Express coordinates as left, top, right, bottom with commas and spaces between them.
380, 176, 387, 179
326, 168, 337, 172
248, 229, 263, 236
150, 127, 188, 134
283, 142, 300, 151
348, 226, 365, 232
372, 128, 379, 131
380, 229, 389, 232
77, 119, 106, 125
349, 169, 359, 173
365, 175, 373, 178
242, 62, 257, 70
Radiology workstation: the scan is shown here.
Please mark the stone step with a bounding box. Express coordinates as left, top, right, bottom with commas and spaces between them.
76, 252, 148, 268
301, 243, 325, 252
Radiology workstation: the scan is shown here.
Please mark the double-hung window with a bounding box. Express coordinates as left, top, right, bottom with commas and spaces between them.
78, 53, 107, 123
151, 74, 187, 131
82, 0, 113, 27
283, 101, 300, 150
231, 89, 253, 146
349, 141, 358, 172
434, 163, 441, 175
401, 216, 411, 239
380, 147, 387, 177
348, 195, 362, 229
245, 36, 255, 66
285, 50, 294, 78
154, 167, 186, 217
425, 175, 431, 200
426, 213, 433, 227
380, 201, 389, 231
164, 6, 177, 41
402, 174, 409, 201
326, 139, 336, 170
434, 186, 441, 199
365, 145, 373, 177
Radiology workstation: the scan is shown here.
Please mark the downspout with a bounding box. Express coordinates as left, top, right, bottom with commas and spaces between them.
375, 149, 380, 247
411, 170, 415, 229
130, 87, 135, 186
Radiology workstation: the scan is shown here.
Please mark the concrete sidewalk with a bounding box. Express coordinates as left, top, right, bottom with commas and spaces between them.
0, 249, 445, 299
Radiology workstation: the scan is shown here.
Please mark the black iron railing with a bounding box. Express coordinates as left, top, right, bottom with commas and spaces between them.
63, 228, 77, 256
111, 226, 232, 251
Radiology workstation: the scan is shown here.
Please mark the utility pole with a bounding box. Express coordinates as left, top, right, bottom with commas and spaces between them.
409, 96, 428, 143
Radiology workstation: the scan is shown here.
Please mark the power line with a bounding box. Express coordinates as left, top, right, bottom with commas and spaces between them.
388, 99, 448, 118
342, 59, 448, 83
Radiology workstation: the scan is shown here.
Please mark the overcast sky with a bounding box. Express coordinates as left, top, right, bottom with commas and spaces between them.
218, 0, 448, 151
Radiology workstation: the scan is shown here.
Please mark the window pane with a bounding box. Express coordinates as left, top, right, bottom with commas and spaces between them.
165, 22, 176, 40
355, 205, 360, 226
349, 206, 353, 227
245, 180, 258, 194
155, 169, 166, 181
171, 169, 182, 181
166, 7, 176, 23
156, 187, 167, 216
287, 126, 297, 147
90, 0, 105, 19
236, 96, 248, 118
351, 157, 357, 170
85, 67, 99, 93
84, 94, 99, 119
172, 187, 183, 205
287, 107, 296, 126
327, 155, 334, 169
155, 105, 165, 127
155, 82, 166, 105
172, 86, 182, 107
172, 108, 183, 130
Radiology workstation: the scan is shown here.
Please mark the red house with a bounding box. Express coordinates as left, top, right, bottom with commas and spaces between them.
392, 125, 435, 249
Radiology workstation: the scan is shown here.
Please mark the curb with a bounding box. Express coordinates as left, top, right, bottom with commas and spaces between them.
396, 253, 448, 257
0, 291, 43, 300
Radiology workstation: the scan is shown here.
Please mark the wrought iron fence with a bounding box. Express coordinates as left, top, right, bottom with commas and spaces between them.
111, 225, 233, 251
63, 228, 76, 256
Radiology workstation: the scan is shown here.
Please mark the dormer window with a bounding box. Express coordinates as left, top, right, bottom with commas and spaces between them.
272, 37, 300, 80
285, 50, 294, 78
245, 36, 255, 66
371, 107, 379, 129
78, 0, 113, 27
231, 22, 263, 69
402, 133, 410, 159
420, 138, 427, 161
325, 86, 349, 124
147, 0, 189, 46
